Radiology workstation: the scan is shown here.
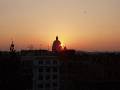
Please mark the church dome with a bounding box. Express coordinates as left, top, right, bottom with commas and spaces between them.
52, 36, 62, 52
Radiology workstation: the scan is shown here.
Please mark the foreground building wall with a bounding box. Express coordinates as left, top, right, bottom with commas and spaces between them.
1, 51, 120, 90
21, 50, 61, 90
21, 51, 120, 90
33, 56, 60, 90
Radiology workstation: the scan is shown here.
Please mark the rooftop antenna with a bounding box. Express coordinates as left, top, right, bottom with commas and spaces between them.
10, 38, 15, 52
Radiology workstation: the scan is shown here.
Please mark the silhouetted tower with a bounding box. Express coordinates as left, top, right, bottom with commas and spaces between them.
10, 41, 15, 52
52, 36, 62, 52
64, 46, 67, 51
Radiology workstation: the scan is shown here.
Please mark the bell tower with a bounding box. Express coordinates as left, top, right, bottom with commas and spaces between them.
10, 41, 15, 52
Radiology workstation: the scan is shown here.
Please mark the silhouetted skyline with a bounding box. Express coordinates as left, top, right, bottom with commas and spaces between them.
0, 0, 120, 51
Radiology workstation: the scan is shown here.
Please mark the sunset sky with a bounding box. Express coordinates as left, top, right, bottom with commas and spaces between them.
0, 0, 120, 51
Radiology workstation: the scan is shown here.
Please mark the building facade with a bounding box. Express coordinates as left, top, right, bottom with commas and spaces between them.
21, 50, 61, 90
33, 56, 60, 90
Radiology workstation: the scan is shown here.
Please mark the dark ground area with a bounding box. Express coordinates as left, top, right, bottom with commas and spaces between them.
0, 51, 120, 90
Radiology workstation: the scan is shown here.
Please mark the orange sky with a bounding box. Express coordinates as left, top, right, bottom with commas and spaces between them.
0, 0, 120, 51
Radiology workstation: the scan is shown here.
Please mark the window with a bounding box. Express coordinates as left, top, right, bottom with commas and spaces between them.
53, 60, 57, 64
45, 83, 50, 88
53, 67, 58, 72
45, 75, 50, 80
38, 84, 43, 88
45, 60, 51, 64
39, 67, 43, 72
53, 89, 57, 90
46, 67, 51, 72
39, 75, 43, 80
39, 60, 43, 64
53, 82, 58, 87
53, 75, 58, 80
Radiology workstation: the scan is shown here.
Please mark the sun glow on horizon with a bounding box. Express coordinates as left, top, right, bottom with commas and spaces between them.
0, 0, 120, 51
60, 43, 65, 49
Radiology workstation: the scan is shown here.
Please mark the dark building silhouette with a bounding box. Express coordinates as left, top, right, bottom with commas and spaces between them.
52, 36, 62, 52
10, 41, 15, 53
0, 52, 21, 90
0, 37, 120, 90
19, 50, 120, 90
0, 50, 120, 90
